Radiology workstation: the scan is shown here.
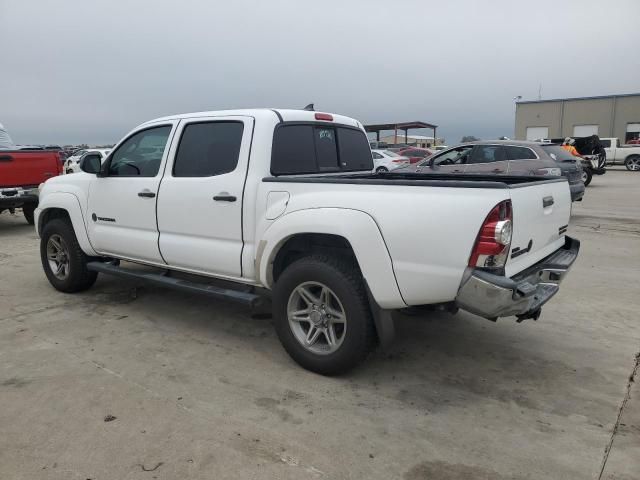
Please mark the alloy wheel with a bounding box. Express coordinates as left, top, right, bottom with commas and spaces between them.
46, 234, 70, 280
287, 281, 347, 355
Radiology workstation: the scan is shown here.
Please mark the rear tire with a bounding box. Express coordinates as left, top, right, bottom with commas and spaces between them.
40, 218, 98, 293
376, 167, 388, 173
581, 169, 592, 186
272, 254, 376, 375
23, 205, 35, 225
625, 155, 640, 171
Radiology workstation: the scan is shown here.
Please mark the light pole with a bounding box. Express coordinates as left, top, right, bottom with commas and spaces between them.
513, 95, 522, 139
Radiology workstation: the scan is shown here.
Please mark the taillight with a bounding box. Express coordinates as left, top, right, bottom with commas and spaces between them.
315, 113, 333, 121
392, 159, 407, 163
468, 200, 513, 270
534, 167, 562, 176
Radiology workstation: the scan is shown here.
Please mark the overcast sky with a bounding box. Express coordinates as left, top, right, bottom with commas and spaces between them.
1, 0, 638, 145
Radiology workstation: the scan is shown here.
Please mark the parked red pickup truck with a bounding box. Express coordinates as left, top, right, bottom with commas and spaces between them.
0, 149, 62, 224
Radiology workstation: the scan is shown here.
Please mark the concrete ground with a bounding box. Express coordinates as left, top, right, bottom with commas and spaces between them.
0, 169, 638, 480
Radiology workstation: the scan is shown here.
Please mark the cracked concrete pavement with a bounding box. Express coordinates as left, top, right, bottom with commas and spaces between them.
0, 169, 638, 479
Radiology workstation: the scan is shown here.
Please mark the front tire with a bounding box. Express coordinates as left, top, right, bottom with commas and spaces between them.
625, 156, 640, 171
40, 219, 98, 293
581, 169, 592, 186
272, 255, 376, 375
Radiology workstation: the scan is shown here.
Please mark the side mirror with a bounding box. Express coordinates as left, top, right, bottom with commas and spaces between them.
81, 155, 101, 174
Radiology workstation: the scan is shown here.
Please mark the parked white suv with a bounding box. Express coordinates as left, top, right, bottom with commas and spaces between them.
35, 109, 579, 374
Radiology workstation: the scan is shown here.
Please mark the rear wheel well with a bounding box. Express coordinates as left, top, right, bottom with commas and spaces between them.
39, 208, 71, 232
271, 234, 359, 285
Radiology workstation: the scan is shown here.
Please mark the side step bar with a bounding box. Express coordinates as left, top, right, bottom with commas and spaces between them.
87, 262, 263, 308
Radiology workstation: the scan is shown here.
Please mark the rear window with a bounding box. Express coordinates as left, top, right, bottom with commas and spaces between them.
541, 145, 576, 162
271, 124, 373, 175
504, 146, 537, 160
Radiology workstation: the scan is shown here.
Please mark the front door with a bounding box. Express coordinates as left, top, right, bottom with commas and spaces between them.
86, 123, 175, 263
156, 116, 253, 278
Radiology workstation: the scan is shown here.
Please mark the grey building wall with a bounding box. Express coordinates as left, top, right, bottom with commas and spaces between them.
613, 96, 640, 141
515, 94, 640, 141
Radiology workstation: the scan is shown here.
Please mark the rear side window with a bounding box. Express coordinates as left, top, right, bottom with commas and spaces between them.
271, 124, 373, 175
468, 145, 506, 164
173, 122, 244, 177
504, 146, 537, 160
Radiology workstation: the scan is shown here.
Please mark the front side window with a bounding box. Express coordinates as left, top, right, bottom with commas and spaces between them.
430, 146, 473, 166
173, 122, 244, 177
108, 126, 172, 177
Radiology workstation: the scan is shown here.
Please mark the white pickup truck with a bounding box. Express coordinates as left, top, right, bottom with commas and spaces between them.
35, 109, 579, 374
599, 138, 640, 171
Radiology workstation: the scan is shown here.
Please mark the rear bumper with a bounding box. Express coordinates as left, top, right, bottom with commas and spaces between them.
455, 236, 580, 321
0, 187, 38, 209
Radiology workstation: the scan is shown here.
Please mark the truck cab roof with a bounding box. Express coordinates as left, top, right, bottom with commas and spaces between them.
139, 108, 362, 129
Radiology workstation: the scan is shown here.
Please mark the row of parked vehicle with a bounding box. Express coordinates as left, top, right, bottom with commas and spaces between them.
372, 140, 586, 201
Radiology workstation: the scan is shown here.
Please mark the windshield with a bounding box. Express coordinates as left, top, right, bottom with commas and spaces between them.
542, 145, 576, 162
383, 150, 401, 157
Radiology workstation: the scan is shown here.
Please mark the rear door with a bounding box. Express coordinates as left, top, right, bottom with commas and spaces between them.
466, 145, 509, 174
0, 151, 59, 187
505, 179, 571, 277
504, 145, 542, 175
156, 116, 253, 278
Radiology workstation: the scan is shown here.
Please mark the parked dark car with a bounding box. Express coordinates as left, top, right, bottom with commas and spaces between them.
397, 140, 585, 201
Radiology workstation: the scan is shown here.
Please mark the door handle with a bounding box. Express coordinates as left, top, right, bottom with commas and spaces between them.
492, 168, 504, 173
138, 189, 156, 198
213, 194, 237, 202
0, 155, 13, 162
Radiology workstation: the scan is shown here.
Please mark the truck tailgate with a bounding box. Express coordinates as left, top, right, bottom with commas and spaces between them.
505, 179, 571, 277
0, 151, 61, 188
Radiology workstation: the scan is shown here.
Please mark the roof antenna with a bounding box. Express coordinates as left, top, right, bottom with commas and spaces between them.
303, 103, 315, 111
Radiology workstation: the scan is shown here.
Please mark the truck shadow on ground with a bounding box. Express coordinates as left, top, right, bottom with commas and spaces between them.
75, 275, 614, 424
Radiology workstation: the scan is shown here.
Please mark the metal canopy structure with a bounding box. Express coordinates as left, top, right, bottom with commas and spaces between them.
364, 121, 439, 146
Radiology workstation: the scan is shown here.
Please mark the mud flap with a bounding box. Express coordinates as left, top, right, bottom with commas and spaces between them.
365, 283, 395, 350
